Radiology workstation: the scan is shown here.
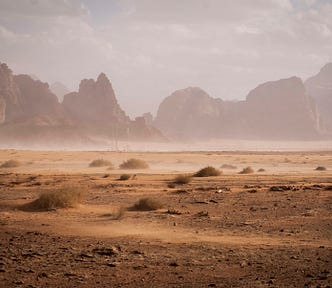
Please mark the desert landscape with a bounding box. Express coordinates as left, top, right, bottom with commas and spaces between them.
0, 149, 331, 287
1, 1, 332, 287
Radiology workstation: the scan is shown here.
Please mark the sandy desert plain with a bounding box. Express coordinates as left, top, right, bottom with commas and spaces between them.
0, 148, 331, 287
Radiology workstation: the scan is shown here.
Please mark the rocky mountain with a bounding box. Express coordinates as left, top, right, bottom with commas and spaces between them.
63, 73, 129, 125
50, 82, 69, 102
0, 63, 66, 125
243, 76, 318, 139
154, 77, 320, 140
0, 62, 163, 146
305, 63, 332, 134
154, 87, 222, 139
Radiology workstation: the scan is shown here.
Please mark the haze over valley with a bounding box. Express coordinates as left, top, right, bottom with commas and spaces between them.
0, 2, 332, 288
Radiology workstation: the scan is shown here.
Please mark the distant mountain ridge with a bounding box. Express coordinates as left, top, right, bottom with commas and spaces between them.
154, 65, 331, 140
1, 61, 331, 146
0, 62, 163, 147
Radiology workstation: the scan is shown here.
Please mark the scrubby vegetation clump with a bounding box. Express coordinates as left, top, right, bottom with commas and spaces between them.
119, 158, 149, 169
89, 159, 113, 168
315, 166, 327, 171
119, 174, 131, 181
173, 174, 191, 185
130, 197, 163, 211
27, 186, 84, 210
239, 166, 254, 174
194, 166, 221, 177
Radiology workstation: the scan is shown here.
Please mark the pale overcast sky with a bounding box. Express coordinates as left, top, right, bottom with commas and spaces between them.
0, 0, 331, 117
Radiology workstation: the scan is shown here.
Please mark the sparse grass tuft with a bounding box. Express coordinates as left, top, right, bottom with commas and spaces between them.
173, 174, 191, 185
194, 166, 221, 177
130, 197, 163, 211
119, 158, 149, 169
0, 160, 21, 168
239, 166, 254, 174
89, 159, 113, 168
119, 174, 131, 181
315, 166, 327, 171
26, 186, 84, 211
257, 168, 266, 172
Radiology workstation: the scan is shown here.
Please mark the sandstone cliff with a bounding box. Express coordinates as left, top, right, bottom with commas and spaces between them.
0, 62, 163, 146
63, 73, 129, 125
154, 87, 222, 139
305, 63, 332, 134
154, 77, 320, 140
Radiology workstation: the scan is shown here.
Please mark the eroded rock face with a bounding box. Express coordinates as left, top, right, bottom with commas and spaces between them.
14, 75, 66, 124
154, 78, 319, 140
305, 63, 332, 134
63, 73, 129, 125
0, 98, 5, 123
243, 76, 318, 139
154, 87, 222, 139
0, 63, 22, 122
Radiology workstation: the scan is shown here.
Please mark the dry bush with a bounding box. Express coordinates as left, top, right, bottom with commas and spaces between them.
119, 174, 131, 181
0, 160, 21, 168
220, 164, 237, 170
26, 186, 84, 211
315, 166, 327, 171
173, 174, 191, 185
130, 197, 163, 211
119, 158, 149, 169
239, 166, 254, 174
194, 166, 221, 177
89, 159, 113, 168
257, 168, 266, 172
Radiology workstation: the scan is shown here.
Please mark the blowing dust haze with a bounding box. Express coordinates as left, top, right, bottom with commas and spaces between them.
0, 0, 332, 150
1, 2, 332, 287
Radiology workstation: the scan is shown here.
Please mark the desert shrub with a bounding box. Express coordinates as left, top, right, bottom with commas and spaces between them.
173, 174, 191, 185
130, 197, 163, 211
0, 160, 21, 168
239, 166, 254, 174
220, 164, 237, 170
89, 159, 112, 168
315, 166, 327, 171
119, 158, 149, 169
194, 166, 221, 177
119, 174, 131, 181
257, 168, 266, 172
28, 186, 84, 210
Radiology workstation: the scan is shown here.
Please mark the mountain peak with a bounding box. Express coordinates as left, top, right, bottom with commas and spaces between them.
320, 62, 332, 75
97, 72, 110, 84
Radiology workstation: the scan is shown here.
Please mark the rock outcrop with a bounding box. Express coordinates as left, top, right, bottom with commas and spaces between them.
305, 63, 332, 134
243, 77, 318, 139
0, 63, 22, 123
154, 77, 320, 140
63, 73, 129, 125
0, 62, 163, 146
154, 87, 222, 139
14, 74, 67, 125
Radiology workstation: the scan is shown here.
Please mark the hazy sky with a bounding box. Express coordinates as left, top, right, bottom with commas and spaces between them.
0, 0, 331, 117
